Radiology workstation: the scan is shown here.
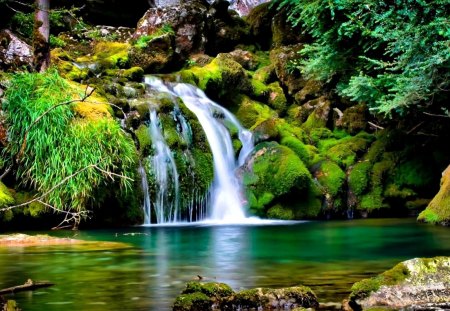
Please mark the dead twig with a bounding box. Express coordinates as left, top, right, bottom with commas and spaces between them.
368, 121, 384, 130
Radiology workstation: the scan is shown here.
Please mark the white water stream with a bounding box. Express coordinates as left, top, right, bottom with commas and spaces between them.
144, 76, 254, 223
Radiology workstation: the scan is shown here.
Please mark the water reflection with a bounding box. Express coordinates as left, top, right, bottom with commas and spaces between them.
0, 219, 450, 310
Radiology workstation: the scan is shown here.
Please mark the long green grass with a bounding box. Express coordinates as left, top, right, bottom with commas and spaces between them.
3, 69, 137, 214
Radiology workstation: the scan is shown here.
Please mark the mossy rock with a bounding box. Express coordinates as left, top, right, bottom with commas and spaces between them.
235, 95, 277, 129
301, 97, 332, 132
348, 161, 372, 196
315, 160, 346, 198
244, 142, 312, 214
348, 257, 450, 310
172, 292, 211, 311
267, 204, 295, 220
280, 136, 310, 165
67, 81, 114, 120
92, 41, 130, 69
319, 133, 374, 169
181, 282, 234, 298
418, 165, 450, 225
224, 286, 318, 310
336, 103, 368, 135
135, 125, 152, 156
266, 81, 287, 114
188, 53, 252, 100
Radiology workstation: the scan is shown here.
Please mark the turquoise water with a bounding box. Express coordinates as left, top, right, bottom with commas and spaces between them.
0, 218, 449, 310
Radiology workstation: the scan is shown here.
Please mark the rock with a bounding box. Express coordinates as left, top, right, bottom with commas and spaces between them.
224, 286, 319, 310
347, 257, 450, 310
134, 1, 208, 60
242, 141, 312, 215
418, 165, 450, 225
206, 0, 250, 54
302, 96, 332, 130
245, 2, 274, 49
0, 29, 33, 71
230, 0, 271, 16
270, 44, 306, 95
228, 49, 259, 70
271, 8, 305, 47
172, 282, 318, 311
130, 32, 177, 73
336, 104, 368, 135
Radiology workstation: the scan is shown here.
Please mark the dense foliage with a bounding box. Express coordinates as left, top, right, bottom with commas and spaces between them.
2, 70, 137, 215
275, 0, 450, 115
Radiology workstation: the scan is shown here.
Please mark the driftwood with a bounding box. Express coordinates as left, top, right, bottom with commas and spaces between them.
0, 279, 54, 295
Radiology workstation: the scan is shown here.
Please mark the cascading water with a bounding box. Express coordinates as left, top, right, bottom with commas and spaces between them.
143, 76, 254, 223
145, 108, 180, 224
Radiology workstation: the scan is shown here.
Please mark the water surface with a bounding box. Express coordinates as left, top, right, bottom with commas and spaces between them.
0, 218, 449, 310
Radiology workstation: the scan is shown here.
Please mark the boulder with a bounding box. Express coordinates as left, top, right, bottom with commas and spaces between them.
347, 257, 450, 310
0, 29, 33, 71
134, 1, 209, 59
172, 281, 318, 311
229, 0, 271, 16
269, 44, 306, 95
418, 165, 450, 225
206, 0, 250, 54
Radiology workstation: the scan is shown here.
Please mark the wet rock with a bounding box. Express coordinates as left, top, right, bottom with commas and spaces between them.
134, 1, 208, 59
130, 32, 177, 73
347, 257, 450, 310
172, 281, 318, 311
0, 29, 33, 71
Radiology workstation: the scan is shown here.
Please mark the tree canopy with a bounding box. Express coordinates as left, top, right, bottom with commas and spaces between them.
275, 0, 450, 116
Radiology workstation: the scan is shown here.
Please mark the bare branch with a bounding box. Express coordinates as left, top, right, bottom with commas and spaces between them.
0, 164, 13, 181
407, 121, 424, 135
368, 121, 384, 130
423, 112, 450, 118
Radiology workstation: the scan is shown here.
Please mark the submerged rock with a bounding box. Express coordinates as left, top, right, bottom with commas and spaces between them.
173, 281, 318, 310
347, 257, 450, 310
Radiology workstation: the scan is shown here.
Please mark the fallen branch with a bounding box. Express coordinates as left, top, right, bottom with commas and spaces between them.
407, 121, 424, 135
423, 112, 450, 118
0, 279, 54, 295
368, 121, 384, 130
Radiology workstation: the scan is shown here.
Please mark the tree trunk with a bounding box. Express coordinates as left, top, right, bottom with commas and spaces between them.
34, 0, 50, 72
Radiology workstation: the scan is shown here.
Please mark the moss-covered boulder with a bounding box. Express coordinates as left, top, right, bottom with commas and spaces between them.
418, 165, 450, 225
243, 142, 312, 216
130, 31, 176, 73
336, 103, 368, 135
182, 53, 252, 100
346, 257, 450, 310
269, 44, 306, 95
224, 286, 319, 310
172, 282, 318, 311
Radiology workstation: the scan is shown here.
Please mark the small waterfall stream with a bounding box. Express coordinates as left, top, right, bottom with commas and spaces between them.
142, 76, 254, 224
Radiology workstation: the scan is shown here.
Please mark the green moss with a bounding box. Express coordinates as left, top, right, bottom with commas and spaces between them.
308, 127, 334, 145
323, 136, 372, 169
393, 159, 434, 189
232, 288, 269, 309
267, 82, 287, 114
360, 189, 384, 210
182, 282, 234, 298
293, 182, 323, 218
235, 95, 277, 129
173, 293, 211, 311
384, 184, 416, 199
316, 161, 346, 197
244, 142, 312, 213
349, 262, 409, 301
183, 54, 250, 98
93, 42, 130, 69
0, 182, 15, 208
267, 204, 295, 220
253, 65, 275, 84
280, 137, 310, 165
418, 166, 450, 225
348, 161, 372, 196
135, 125, 151, 156
122, 67, 144, 82
250, 78, 269, 98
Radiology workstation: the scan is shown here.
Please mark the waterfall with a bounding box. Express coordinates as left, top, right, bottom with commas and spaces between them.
139, 162, 152, 224
147, 109, 180, 224
143, 76, 254, 223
